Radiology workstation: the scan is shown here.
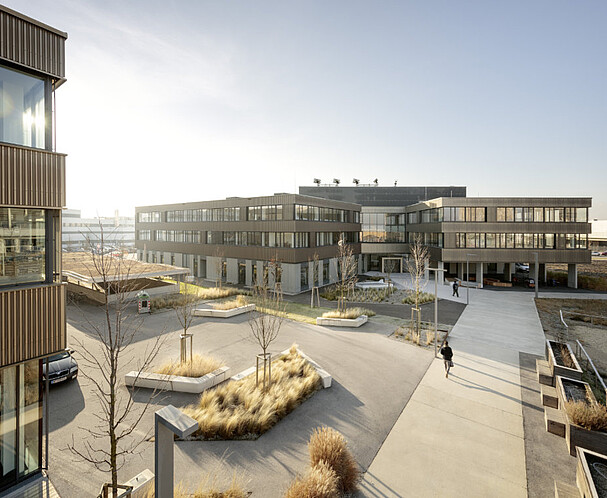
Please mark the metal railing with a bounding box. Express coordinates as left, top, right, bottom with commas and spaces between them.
574, 340, 607, 405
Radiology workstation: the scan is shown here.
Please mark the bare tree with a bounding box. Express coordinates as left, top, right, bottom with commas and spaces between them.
383, 258, 400, 295
310, 252, 321, 308
337, 236, 358, 312
248, 271, 285, 390
69, 226, 164, 497
173, 277, 199, 364
406, 233, 429, 342
213, 247, 225, 288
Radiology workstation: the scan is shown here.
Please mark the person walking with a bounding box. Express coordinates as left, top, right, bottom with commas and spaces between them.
440, 341, 454, 378
452, 279, 459, 297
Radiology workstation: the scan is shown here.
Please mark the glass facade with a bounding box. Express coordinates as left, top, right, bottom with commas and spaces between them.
454, 232, 587, 249
496, 207, 588, 223
0, 66, 46, 149
0, 360, 42, 492
361, 213, 406, 242
0, 208, 46, 287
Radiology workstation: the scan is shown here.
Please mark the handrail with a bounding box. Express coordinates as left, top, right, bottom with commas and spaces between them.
575, 339, 607, 405
559, 309, 569, 342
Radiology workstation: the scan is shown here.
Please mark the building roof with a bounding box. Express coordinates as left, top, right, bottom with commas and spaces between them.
62, 252, 188, 283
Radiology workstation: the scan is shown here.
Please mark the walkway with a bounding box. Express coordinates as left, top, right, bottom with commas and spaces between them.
359, 278, 546, 497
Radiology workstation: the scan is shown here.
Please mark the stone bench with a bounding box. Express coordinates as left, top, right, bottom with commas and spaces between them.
541, 384, 559, 409
544, 406, 566, 438
316, 315, 368, 328
125, 366, 230, 393
536, 358, 554, 387
193, 304, 255, 318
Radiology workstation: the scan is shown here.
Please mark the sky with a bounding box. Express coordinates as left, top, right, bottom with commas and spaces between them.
6, 0, 607, 218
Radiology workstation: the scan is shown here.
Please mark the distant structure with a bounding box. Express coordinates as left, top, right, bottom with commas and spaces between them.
63, 209, 135, 252
590, 219, 607, 251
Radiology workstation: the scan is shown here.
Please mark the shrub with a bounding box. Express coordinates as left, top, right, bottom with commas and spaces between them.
155, 354, 225, 378
425, 330, 436, 346
284, 461, 339, 498
402, 292, 434, 305
308, 427, 360, 494
564, 400, 607, 431
321, 307, 376, 319
183, 347, 322, 439
212, 295, 248, 310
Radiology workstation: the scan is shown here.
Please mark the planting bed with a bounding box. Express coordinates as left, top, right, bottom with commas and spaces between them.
182, 347, 323, 440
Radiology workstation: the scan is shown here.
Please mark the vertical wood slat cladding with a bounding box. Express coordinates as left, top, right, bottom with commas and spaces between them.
0, 284, 66, 367
0, 145, 65, 208
0, 9, 66, 78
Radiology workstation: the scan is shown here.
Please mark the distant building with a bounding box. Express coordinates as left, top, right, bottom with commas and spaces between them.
62, 209, 135, 252
135, 194, 361, 294
590, 219, 607, 251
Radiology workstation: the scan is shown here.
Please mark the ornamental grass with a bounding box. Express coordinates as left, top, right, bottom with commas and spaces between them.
321, 307, 376, 319
564, 400, 607, 431
182, 346, 321, 439
155, 354, 225, 378
284, 461, 339, 498
212, 295, 248, 310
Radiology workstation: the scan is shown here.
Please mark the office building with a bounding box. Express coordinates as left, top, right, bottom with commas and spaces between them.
0, 6, 67, 492
62, 209, 135, 252
135, 194, 361, 295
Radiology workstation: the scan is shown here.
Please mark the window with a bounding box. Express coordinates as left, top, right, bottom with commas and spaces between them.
323, 260, 329, 283
407, 212, 419, 224
0, 65, 46, 149
137, 212, 161, 223
576, 208, 587, 223
0, 208, 46, 286
300, 263, 309, 290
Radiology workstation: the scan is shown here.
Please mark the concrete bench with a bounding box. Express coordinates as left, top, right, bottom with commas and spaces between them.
316, 315, 368, 328
553, 480, 581, 498
193, 304, 255, 318
125, 366, 230, 394
536, 358, 554, 387
544, 406, 566, 438
541, 384, 559, 409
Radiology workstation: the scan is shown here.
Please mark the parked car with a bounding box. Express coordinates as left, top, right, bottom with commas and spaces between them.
515, 263, 529, 272
592, 251, 600, 256
43, 350, 78, 385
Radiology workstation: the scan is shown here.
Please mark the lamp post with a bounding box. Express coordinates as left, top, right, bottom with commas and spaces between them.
429, 267, 447, 358
466, 253, 476, 305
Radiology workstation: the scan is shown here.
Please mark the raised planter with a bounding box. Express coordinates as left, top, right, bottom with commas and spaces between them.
125, 366, 230, 393
547, 340, 583, 381
316, 315, 368, 328
556, 376, 607, 456
577, 447, 607, 498
230, 348, 332, 389
193, 303, 255, 318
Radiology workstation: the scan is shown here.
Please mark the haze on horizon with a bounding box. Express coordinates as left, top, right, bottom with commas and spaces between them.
6, 0, 607, 219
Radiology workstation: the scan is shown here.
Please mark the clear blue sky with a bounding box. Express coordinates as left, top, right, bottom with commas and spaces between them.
6, 0, 607, 218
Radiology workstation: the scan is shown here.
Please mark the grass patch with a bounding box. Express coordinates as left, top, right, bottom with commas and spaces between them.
285, 460, 338, 498
151, 281, 245, 310
320, 285, 393, 303
564, 400, 607, 431
183, 346, 321, 439
401, 292, 435, 305
143, 477, 247, 498
321, 307, 376, 319
155, 354, 224, 378
212, 295, 248, 310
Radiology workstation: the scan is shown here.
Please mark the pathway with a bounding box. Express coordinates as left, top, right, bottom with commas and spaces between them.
360, 278, 546, 497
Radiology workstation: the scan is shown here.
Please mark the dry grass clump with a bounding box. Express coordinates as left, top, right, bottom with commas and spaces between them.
212, 295, 248, 310
183, 346, 321, 439
284, 460, 339, 498
308, 427, 360, 494
425, 330, 436, 346
155, 354, 225, 378
151, 286, 244, 310
402, 292, 434, 305
321, 307, 376, 319
564, 400, 607, 431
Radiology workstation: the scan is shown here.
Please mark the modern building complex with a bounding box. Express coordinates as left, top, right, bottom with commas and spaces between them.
589, 219, 607, 251
135, 194, 361, 294
0, 6, 67, 493
299, 184, 467, 272
301, 185, 591, 288
63, 209, 135, 252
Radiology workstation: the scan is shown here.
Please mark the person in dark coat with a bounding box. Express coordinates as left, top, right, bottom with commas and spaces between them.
452, 280, 459, 297
440, 341, 454, 378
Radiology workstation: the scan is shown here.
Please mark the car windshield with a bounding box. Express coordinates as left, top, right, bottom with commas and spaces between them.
48, 351, 70, 362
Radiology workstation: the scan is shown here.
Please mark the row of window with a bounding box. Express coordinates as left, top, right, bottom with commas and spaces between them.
408, 232, 444, 247
315, 232, 360, 246
454, 233, 588, 249
408, 206, 588, 224
361, 231, 406, 243
295, 204, 355, 222
219, 231, 310, 248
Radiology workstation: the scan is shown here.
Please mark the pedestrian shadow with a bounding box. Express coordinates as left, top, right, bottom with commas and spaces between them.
358, 470, 403, 497
447, 374, 543, 413
454, 363, 540, 394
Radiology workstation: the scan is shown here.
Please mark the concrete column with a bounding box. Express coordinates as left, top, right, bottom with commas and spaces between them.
540, 263, 547, 284
476, 262, 484, 288
437, 261, 445, 285
155, 420, 174, 498
568, 263, 578, 289
457, 263, 464, 281
503, 263, 512, 282
529, 263, 536, 284
226, 258, 238, 284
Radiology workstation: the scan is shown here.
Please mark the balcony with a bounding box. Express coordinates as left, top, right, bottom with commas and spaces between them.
0, 283, 66, 366
0, 143, 66, 208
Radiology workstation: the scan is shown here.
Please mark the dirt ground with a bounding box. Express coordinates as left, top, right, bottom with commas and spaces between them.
548, 257, 607, 278
535, 298, 607, 376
